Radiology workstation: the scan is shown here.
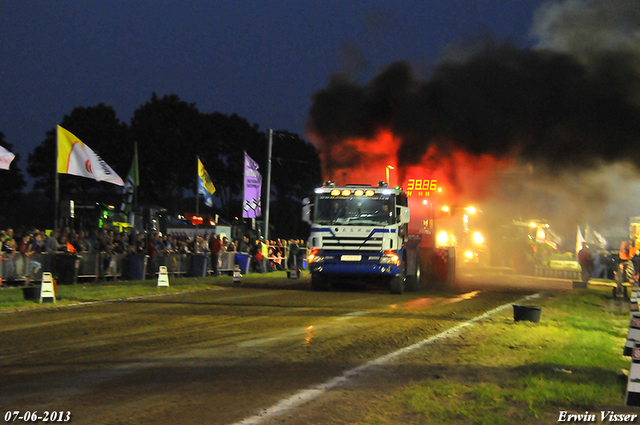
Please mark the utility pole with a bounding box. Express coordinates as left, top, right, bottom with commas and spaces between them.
264, 129, 273, 242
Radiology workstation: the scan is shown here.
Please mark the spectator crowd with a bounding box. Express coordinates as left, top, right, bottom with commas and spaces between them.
0, 226, 307, 284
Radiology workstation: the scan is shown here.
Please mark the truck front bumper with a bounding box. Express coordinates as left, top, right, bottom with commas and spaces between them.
308, 260, 401, 278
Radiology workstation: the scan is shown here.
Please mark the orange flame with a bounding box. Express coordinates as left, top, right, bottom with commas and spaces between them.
310, 128, 516, 238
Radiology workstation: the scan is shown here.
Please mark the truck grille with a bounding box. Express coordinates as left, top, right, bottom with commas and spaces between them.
322, 235, 383, 252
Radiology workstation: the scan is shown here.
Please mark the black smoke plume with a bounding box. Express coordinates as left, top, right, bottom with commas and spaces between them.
308, 0, 640, 242
308, 43, 640, 172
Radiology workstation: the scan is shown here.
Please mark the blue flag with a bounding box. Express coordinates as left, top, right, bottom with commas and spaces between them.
198, 158, 216, 207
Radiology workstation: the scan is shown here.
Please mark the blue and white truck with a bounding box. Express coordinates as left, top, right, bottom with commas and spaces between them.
302, 181, 421, 294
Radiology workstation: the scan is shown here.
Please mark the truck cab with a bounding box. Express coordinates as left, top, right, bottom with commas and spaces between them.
303, 181, 419, 293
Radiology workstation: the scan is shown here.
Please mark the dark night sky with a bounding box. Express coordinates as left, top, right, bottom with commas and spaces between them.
0, 0, 548, 174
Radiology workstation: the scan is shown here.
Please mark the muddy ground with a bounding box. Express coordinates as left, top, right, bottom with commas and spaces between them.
0, 271, 572, 425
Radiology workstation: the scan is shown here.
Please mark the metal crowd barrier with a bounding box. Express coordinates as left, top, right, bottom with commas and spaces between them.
156, 253, 191, 277
0, 249, 310, 285
0, 252, 48, 284
217, 252, 235, 274
535, 266, 581, 280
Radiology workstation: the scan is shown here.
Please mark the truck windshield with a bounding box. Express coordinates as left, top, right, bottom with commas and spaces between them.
314, 194, 394, 225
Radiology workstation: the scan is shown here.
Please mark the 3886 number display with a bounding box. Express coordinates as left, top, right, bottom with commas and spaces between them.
406, 179, 437, 191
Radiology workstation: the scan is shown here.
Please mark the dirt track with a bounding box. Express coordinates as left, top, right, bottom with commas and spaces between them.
0, 272, 571, 425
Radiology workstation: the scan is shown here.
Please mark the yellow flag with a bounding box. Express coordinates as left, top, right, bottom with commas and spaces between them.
198, 158, 216, 207
57, 125, 124, 186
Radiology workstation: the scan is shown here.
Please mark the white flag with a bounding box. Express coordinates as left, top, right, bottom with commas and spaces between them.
57, 125, 124, 186
0, 146, 15, 170
576, 225, 585, 256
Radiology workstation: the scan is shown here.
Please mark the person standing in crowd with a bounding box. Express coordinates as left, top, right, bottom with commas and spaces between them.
2, 229, 16, 282
578, 243, 594, 285
221, 237, 229, 252
146, 233, 158, 279
113, 233, 127, 255
296, 239, 306, 270
250, 239, 264, 273
288, 239, 299, 270
14, 230, 29, 277
44, 230, 60, 254
209, 233, 222, 277
76, 230, 91, 252
260, 238, 268, 272
238, 236, 249, 253
619, 240, 635, 283
32, 231, 46, 253
164, 235, 176, 253
226, 239, 236, 252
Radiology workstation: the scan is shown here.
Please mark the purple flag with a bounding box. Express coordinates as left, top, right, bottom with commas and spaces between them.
243, 152, 262, 218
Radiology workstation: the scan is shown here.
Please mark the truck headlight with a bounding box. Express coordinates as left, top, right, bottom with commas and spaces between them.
308, 248, 324, 263
380, 250, 399, 265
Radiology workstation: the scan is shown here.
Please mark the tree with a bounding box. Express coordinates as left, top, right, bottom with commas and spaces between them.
19, 93, 323, 239
267, 130, 322, 239
129, 93, 204, 211
198, 112, 266, 219
0, 135, 26, 228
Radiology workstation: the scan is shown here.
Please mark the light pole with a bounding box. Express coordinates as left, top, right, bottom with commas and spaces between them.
385, 165, 394, 184
264, 129, 273, 243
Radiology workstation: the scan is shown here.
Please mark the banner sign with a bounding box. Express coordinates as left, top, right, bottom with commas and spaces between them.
243, 152, 262, 218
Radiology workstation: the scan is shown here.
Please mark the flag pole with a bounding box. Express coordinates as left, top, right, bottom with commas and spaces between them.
132, 141, 138, 223
54, 125, 59, 234
195, 156, 199, 243
242, 150, 246, 222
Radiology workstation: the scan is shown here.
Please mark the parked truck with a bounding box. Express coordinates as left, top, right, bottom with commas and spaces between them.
302, 181, 421, 294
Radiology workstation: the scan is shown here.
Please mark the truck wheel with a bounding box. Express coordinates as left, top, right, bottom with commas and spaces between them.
311, 275, 329, 291
390, 260, 406, 294
390, 275, 405, 294
406, 257, 421, 292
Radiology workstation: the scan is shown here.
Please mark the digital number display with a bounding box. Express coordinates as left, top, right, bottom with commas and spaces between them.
407, 179, 437, 191
406, 179, 437, 196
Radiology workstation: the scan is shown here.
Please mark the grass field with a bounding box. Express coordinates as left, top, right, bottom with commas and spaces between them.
355, 287, 638, 425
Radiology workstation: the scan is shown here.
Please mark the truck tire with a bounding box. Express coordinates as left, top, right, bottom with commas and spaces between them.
390, 259, 407, 294
406, 254, 421, 292
311, 274, 329, 291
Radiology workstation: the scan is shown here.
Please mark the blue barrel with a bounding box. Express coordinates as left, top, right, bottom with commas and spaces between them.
129, 255, 147, 281
236, 253, 250, 274
191, 254, 208, 277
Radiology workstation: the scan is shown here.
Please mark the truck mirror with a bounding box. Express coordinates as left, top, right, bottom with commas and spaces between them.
398, 206, 410, 224
302, 203, 313, 224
